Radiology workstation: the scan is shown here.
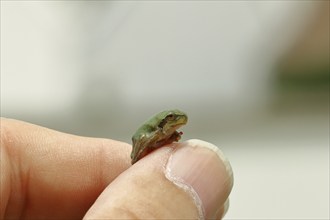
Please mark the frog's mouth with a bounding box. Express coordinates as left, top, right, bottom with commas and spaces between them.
173, 123, 186, 129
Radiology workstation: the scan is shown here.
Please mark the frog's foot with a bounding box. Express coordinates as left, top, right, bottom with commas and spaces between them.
168, 131, 182, 143
176, 131, 183, 141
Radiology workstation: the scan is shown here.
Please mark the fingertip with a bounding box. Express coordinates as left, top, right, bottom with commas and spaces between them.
165, 139, 234, 218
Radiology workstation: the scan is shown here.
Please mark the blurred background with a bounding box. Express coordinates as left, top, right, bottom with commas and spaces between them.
1, 1, 329, 219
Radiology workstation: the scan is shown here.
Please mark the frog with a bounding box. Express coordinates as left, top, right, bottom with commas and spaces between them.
131, 109, 188, 164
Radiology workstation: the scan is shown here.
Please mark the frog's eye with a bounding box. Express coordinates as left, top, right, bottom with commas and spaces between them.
167, 114, 175, 120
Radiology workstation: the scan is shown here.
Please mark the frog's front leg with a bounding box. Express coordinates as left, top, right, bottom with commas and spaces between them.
167, 130, 183, 143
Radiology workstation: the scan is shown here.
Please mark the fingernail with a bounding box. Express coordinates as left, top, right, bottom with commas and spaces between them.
165, 139, 234, 219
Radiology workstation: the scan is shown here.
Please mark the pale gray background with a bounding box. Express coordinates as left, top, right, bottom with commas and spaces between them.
1, 1, 329, 219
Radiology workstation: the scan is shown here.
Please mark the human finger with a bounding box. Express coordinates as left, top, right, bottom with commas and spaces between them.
84, 139, 234, 219
0, 118, 131, 219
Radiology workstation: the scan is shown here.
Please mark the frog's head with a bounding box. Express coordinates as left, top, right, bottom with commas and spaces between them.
158, 109, 188, 133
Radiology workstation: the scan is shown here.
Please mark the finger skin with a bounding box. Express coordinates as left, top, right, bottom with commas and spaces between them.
84, 146, 200, 219
0, 118, 131, 219
84, 141, 233, 219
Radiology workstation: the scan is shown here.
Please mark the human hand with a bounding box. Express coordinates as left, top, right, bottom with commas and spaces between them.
1, 118, 233, 219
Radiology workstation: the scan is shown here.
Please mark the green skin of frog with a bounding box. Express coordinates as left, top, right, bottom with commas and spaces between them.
131, 109, 188, 164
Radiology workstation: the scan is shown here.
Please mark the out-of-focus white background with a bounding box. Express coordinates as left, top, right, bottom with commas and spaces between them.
1, 1, 329, 219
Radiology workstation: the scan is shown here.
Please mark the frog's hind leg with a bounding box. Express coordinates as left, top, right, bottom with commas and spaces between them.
131, 131, 182, 164
131, 134, 156, 164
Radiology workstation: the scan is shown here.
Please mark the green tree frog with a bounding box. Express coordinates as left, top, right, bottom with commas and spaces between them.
131, 109, 188, 164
